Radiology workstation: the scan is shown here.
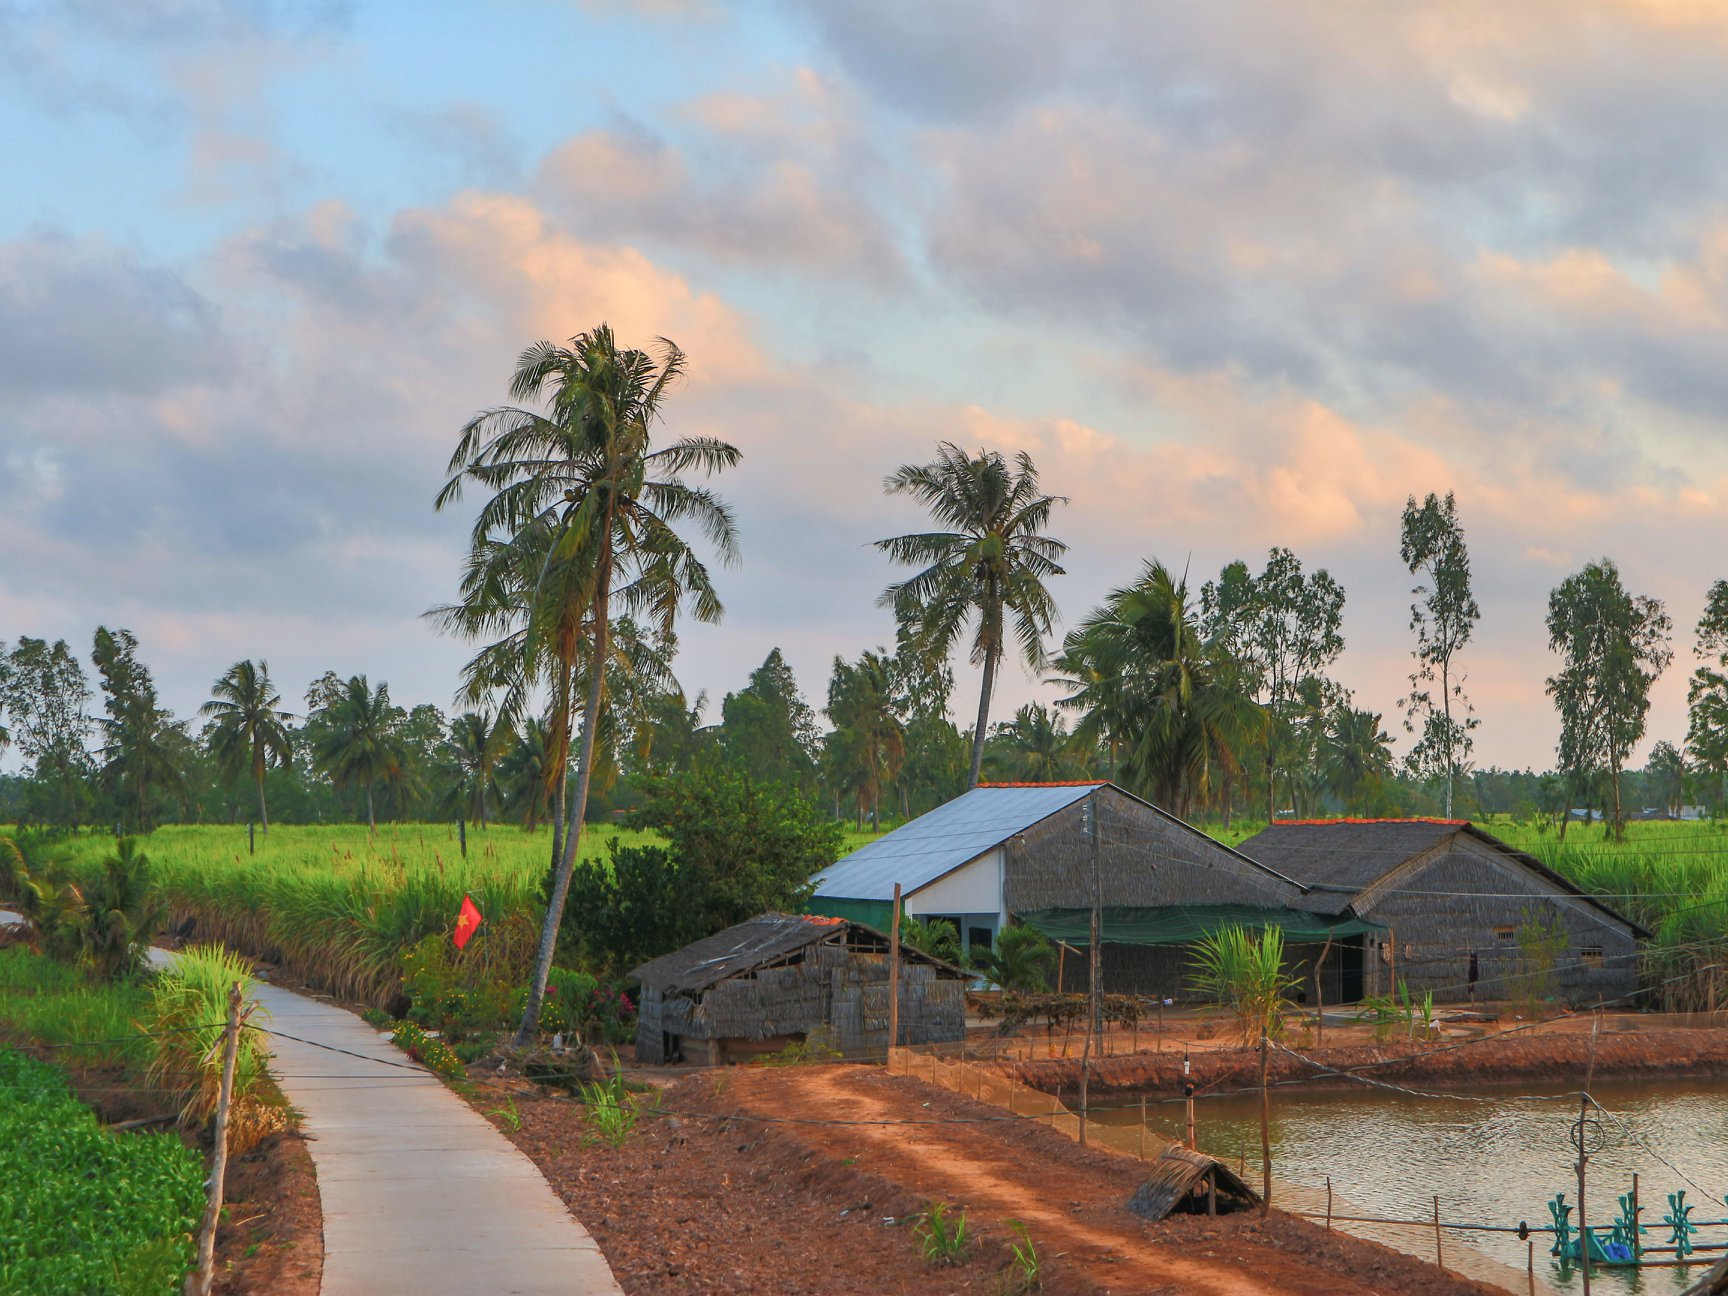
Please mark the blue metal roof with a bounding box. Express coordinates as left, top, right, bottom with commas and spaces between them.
812, 783, 1106, 902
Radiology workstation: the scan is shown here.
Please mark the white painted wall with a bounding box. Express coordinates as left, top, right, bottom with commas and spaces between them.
905, 848, 1007, 932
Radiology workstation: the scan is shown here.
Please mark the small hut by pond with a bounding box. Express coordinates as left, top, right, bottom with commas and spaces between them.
1126, 1142, 1261, 1219
631, 913, 968, 1065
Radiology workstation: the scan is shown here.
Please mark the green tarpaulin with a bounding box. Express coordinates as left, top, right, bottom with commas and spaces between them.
1021, 904, 1382, 947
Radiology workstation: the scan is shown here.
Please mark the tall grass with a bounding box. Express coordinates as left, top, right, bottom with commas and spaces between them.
1187, 925, 1301, 1042
0, 948, 152, 1067
40, 824, 653, 1005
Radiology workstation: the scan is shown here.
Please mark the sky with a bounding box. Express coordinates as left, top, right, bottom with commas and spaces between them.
6, 0, 1728, 773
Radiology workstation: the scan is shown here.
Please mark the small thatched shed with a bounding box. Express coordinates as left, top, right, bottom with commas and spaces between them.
631, 913, 968, 1065
1239, 819, 1647, 1005
1126, 1142, 1260, 1219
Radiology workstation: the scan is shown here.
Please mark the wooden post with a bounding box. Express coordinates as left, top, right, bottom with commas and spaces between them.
1008, 1075, 1016, 1116
1057, 941, 1065, 994
1183, 1048, 1196, 1150
1325, 1176, 1333, 1231
1138, 1096, 1146, 1160
1528, 1238, 1536, 1296
1314, 937, 1333, 1046
247, 820, 255, 856
1078, 793, 1102, 1147
1433, 1194, 1444, 1270
1157, 995, 1164, 1053
187, 982, 243, 1296
1578, 1092, 1592, 1296
1387, 928, 1397, 996
458, 816, 467, 858
887, 883, 902, 1060
1207, 1167, 1216, 1216
1258, 1034, 1271, 1215
1632, 1173, 1641, 1261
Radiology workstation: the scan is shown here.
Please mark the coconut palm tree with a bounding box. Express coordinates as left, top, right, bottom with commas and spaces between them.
200, 660, 293, 832
1055, 561, 1266, 819
986, 702, 1086, 783
876, 444, 1067, 788
445, 712, 506, 828
435, 325, 740, 1044
313, 675, 404, 832
1321, 706, 1395, 814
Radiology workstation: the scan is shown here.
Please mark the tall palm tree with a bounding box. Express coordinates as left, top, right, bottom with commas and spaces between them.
825, 650, 906, 829
313, 675, 404, 832
986, 703, 1086, 783
1054, 561, 1265, 819
445, 712, 506, 827
876, 444, 1067, 788
435, 325, 740, 1044
201, 660, 293, 832
1321, 706, 1394, 815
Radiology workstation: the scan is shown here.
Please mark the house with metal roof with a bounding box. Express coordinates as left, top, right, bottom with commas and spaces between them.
1237, 819, 1647, 1005
809, 782, 1374, 997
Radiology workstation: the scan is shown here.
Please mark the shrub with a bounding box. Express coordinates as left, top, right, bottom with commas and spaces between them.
1186, 925, 1301, 1044
969, 925, 1055, 992
391, 1020, 464, 1079
146, 944, 284, 1154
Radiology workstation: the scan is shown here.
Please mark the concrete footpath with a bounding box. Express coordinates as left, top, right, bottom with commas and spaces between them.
108, 926, 619, 1296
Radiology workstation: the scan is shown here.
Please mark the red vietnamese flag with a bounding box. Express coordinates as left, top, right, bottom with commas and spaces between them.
453, 894, 483, 950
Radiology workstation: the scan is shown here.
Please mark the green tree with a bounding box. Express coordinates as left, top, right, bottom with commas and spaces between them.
91, 627, 189, 831
1687, 580, 1728, 811
312, 675, 406, 832
1321, 705, 1394, 815
436, 325, 740, 1044
1201, 549, 1345, 822
1, 638, 95, 828
497, 716, 553, 830
970, 924, 1056, 992
1646, 739, 1687, 817
1058, 560, 1264, 819
985, 703, 1086, 783
876, 443, 1067, 788
825, 650, 906, 829
201, 660, 293, 832
444, 711, 506, 827
1545, 559, 1672, 841
1399, 492, 1481, 817
718, 648, 820, 788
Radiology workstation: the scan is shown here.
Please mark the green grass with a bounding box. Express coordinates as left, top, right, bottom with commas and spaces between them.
0, 948, 153, 1067
0, 1046, 203, 1296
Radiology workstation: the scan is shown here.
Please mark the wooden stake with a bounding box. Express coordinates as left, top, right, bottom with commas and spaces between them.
1632, 1173, 1641, 1262
1207, 1166, 1216, 1216
1326, 1176, 1333, 1231
187, 982, 243, 1296
1433, 1195, 1444, 1270
1527, 1238, 1535, 1296
1138, 1096, 1146, 1160
1258, 1034, 1272, 1215
1184, 1048, 1195, 1151
887, 884, 902, 1060
1314, 937, 1333, 1046
1578, 1092, 1592, 1296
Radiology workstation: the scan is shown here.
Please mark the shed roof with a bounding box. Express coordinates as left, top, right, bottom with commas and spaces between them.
630, 912, 963, 996
812, 782, 1107, 902
1236, 819, 1647, 935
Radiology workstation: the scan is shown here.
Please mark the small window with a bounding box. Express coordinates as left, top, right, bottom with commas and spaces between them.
1494, 926, 1516, 942
1580, 947, 1604, 969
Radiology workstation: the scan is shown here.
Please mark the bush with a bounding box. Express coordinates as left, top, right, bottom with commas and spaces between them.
0, 1046, 203, 1296
537, 967, 636, 1047
1187, 925, 1300, 1044
391, 1020, 464, 1079
146, 944, 284, 1154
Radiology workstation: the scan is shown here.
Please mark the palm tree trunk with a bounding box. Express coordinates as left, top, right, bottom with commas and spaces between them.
366, 785, 376, 834
968, 647, 999, 788
254, 759, 269, 835
517, 559, 612, 1047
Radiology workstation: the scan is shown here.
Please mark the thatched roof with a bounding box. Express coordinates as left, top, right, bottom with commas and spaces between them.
630, 912, 965, 996
1126, 1142, 1260, 1219
1237, 819, 1647, 936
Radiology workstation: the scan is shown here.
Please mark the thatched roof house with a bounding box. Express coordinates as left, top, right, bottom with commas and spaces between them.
1238, 819, 1646, 1005
810, 782, 1373, 997
630, 913, 967, 1065
1126, 1142, 1260, 1219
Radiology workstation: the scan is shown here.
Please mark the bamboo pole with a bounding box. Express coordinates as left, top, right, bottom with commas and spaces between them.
187, 982, 243, 1296
1326, 1176, 1333, 1231
887, 884, 901, 1060
1527, 1238, 1535, 1296
1578, 1092, 1592, 1296
1433, 1195, 1444, 1270
1258, 1034, 1271, 1215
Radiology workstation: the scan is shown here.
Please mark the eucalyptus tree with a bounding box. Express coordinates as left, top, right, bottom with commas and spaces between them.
1545, 559, 1672, 841
876, 443, 1067, 788
1201, 549, 1345, 822
1399, 492, 1481, 817
1057, 560, 1265, 819
0, 637, 95, 825
201, 660, 293, 832
1687, 580, 1728, 808
436, 326, 740, 1044
312, 675, 406, 832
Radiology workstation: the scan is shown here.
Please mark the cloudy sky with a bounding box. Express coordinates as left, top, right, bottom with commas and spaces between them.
6, 0, 1728, 772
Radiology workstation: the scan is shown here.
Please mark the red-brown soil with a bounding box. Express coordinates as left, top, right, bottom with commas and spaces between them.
485, 1065, 1497, 1296
1014, 1023, 1728, 1100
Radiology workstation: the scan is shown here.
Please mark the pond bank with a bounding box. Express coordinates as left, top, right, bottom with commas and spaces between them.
1011, 1023, 1728, 1099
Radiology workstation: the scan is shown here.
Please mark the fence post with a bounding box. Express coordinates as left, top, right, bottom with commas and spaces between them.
1433, 1195, 1444, 1270
1527, 1238, 1535, 1296
1184, 1047, 1195, 1151
1258, 1034, 1271, 1216
1577, 1092, 1592, 1296
1138, 1096, 1146, 1160
887, 884, 902, 1061
1326, 1176, 1333, 1231
187, 981, 243, 1296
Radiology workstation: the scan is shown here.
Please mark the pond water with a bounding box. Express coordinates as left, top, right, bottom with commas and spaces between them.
1095, 1076, 1728, 1293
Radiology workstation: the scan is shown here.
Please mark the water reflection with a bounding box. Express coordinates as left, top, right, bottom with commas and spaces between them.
1097, 1077, 1728, 1293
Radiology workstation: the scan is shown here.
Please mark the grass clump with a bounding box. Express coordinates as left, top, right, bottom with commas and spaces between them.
579, 1053, 641, 1147
914, 1200, 971, 1266
0, 1046, 203, 1296
1187, 924, 1301, 1044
